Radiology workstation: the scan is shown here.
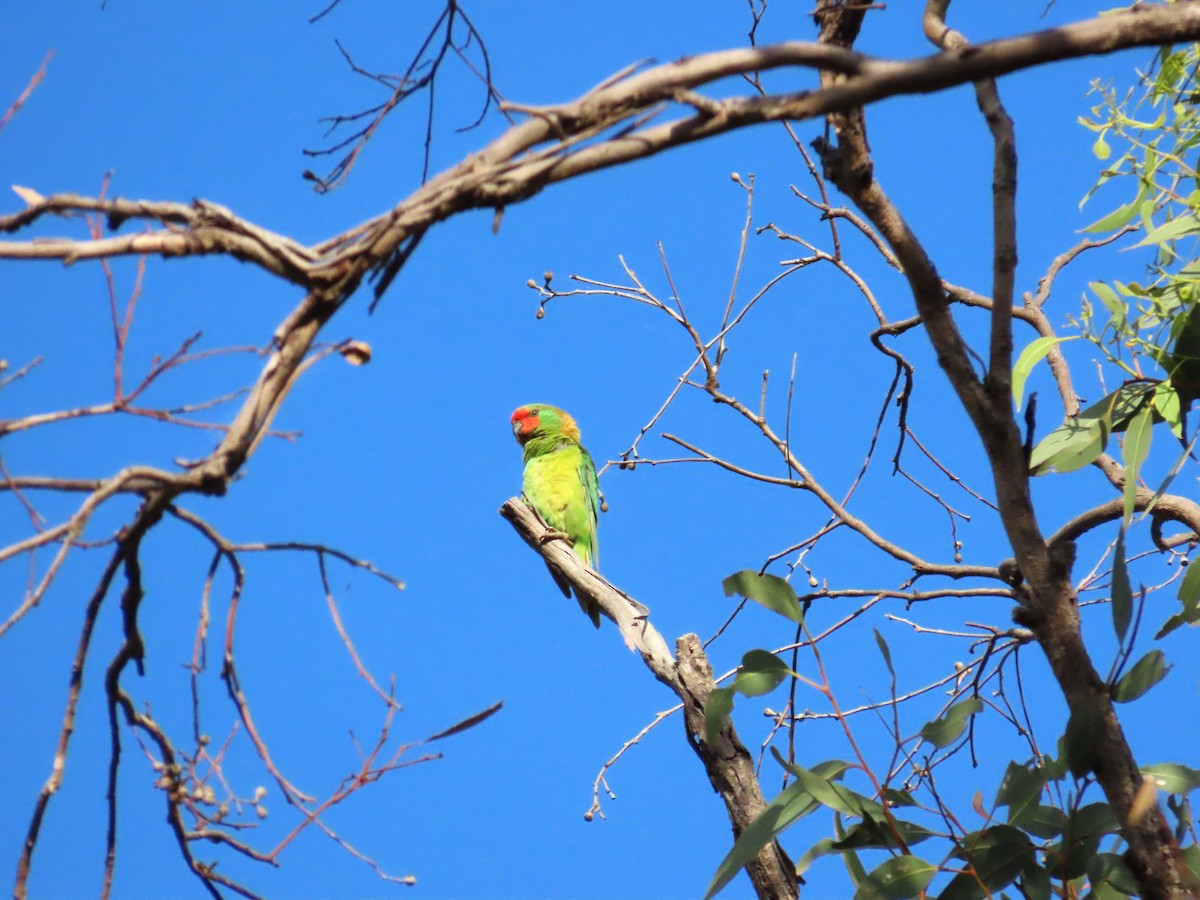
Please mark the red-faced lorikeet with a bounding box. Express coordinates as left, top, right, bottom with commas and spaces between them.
510, 404, 603, 628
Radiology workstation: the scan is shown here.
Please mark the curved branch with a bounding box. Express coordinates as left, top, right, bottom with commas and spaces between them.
5, 7, 1196, 307
1049, 492, 1200, 548
363, 5, 1200, 297
659, 432, 998, 581
0, 195, 319, 284
499, 497, 797, 900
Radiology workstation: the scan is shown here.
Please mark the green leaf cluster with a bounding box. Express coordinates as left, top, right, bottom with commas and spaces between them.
1026, 44, 1200, 647
704, 562, 1200, 898
1048, 45, 1200, 439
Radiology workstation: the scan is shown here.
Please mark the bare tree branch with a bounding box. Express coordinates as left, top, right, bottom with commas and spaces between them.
499, 497, 797, 900
0, 50, 52, 134
7, 6, 1198, 305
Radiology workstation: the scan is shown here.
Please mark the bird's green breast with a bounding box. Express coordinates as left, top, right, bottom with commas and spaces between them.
522, 445, 597, 568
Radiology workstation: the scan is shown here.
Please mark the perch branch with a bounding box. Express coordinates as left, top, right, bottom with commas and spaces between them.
500, 497, 797, 900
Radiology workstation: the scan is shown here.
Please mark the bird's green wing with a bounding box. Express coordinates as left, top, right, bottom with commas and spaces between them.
578, 446, 599, 571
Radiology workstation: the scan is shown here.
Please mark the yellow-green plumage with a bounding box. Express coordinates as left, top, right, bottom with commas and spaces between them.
511, 404, 602, 628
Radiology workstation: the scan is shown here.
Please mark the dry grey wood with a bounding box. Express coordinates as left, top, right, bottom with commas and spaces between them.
499, 498, 676, 683
675, 636, 798, 900
7, 5, 1200, 295
500, 498, 797, 900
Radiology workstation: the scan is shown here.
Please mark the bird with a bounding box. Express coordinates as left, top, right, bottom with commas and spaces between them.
510, 404, 603, 628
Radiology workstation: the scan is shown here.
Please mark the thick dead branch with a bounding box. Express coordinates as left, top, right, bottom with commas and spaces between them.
499, 497, 797, 900
7, 6, 1196, 305
816, 3, 1189, 896
499, 498, 674, 675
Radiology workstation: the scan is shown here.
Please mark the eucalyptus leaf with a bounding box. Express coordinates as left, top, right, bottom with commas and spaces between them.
831, 816, 935, 851
1028, 418, 1105, 475
851, 855, 937, 900
1012, 336, 1077, 410
704, 759, 852, 899
1030, 383, 1155, 476
704, 686, 734, 744
791, 766, 881, 819
1141, 762, 1200, 795
702, 776, 816, 899
940, 825, 1033, 900
1153, 604, 1200, 639
1064, 706, 1104, 778
1167, 302, 1200, 403
997, 760, 1049, 824
1179, 560, 1200, 613
1083, 184, 1150, 233
1112, 529, 1132, 644
1090, 281, 1127, 324
730, 650, 791, 698
1121, 402, 1154, 523
793, 837, 836, 881
873, 628, 894, 678
1152, 381, 1183, 439
1010, 803, 1068, 839
1087, 853, 1140, 896
722, 570, 804, 623
1069, 801, 1119, 838
1112, 649, 1171, 703
1133, 211, 1200, 248
919, 698, 983, 749
1029, 423, 1106, 475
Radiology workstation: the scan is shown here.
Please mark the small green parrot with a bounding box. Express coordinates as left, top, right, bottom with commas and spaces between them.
510, 403, 603, 628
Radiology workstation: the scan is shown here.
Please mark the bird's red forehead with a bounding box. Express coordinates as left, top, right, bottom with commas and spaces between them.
511, 406, 539, 439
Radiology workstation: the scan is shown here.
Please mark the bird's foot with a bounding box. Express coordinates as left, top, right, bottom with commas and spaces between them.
538, 529, 572, 547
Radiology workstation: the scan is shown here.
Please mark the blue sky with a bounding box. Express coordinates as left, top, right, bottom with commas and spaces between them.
2, 2, 1198, 898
